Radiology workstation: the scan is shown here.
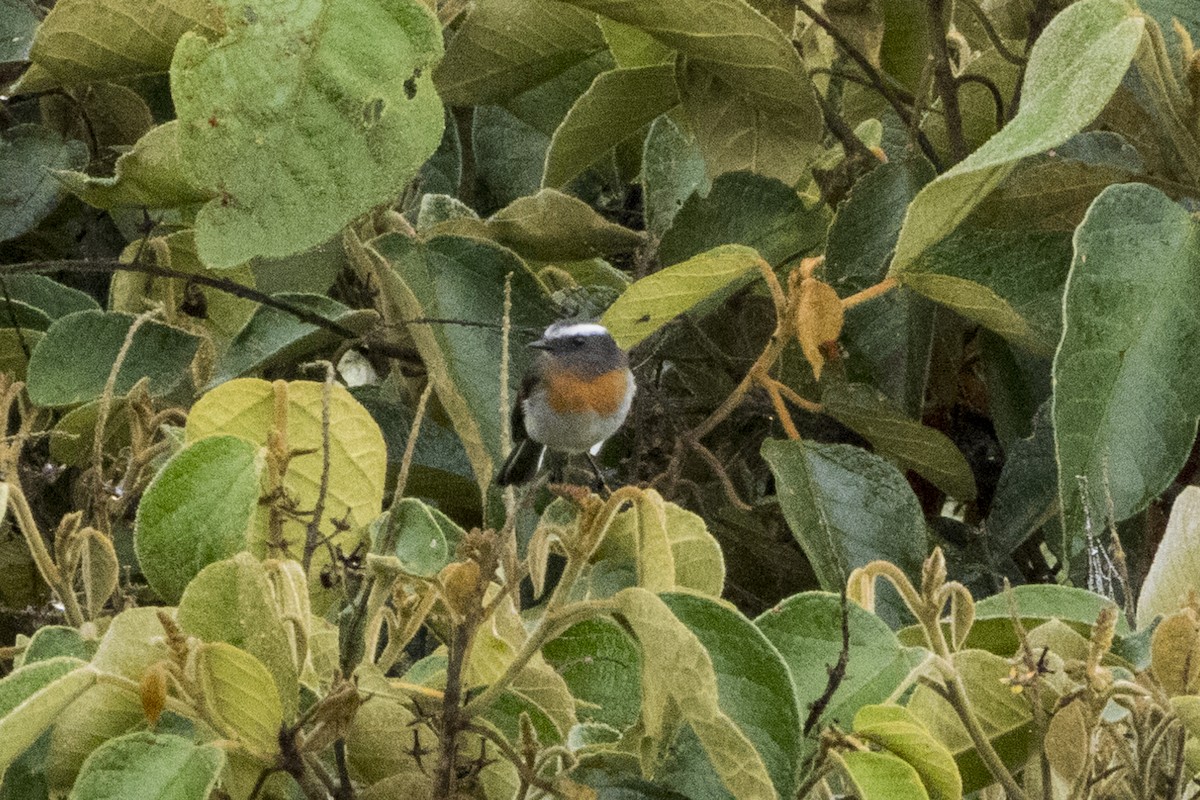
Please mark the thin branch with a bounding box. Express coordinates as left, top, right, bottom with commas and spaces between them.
957, 73, 1006, 131
958, 0, 1027, 65
926, 0, 968, 163
842, 277, 897, 310
302, 363, 336, 573
690, 440, 753, 511
791, 0, 943, 169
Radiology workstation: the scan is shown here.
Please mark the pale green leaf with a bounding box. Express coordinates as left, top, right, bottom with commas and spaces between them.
663, 503, 725, 597
55, 122, 212, 210
677, 63, 820, 185
839, 750, 930, 800
67, 732, 225, 800
15, 0, 217, 91
601, 244, 763, 350
0, 0, 37, 62
433, 0, 604, 105
659, 593, 799, 800
1053, 183, 1200, 565
543, 64, 680, 188
482, 189, 645, 260
0, 658, 94, 776
375, 498, 464, 577
194, 642, 282, 759
26, 311, 200, 407
185, 379, 387, 566
598, 17, 674, 68
177, 553, 301, 721
889, 0, 1144, 274
756, 593, 926, 763
853, 705, 962, 800
134, 436, 262, 604
1138, 486, 1200, 627
613, 587, 776, 800
905, 649, 1041, 794
171, 0, 445, 267
542, 619, 642, 730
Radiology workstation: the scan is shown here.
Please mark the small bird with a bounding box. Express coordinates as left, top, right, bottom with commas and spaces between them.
496, 321, 635, 487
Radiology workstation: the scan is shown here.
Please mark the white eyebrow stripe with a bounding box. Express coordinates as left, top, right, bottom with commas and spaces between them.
544, 322, 609, 339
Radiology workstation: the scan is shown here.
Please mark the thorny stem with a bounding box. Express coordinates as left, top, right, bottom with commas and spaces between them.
302, 363, 335, 573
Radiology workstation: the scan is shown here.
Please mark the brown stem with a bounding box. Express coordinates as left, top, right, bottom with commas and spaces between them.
842, 277, 897, 310
926, 0, 967, 163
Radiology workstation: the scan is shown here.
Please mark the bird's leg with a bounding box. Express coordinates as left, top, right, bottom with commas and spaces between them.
586, 453, 612, 497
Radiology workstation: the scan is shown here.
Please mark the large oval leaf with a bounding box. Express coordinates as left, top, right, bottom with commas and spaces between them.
67, 732, 225, 800
135, 436, 262, 603
171, 0, 445, 267
1053, 183, 1200, 566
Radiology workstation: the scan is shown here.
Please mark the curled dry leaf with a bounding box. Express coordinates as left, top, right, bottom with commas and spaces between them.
796, 276, 844, 381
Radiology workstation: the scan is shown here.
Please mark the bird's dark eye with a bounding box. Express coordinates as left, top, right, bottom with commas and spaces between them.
571, 336, 585, 347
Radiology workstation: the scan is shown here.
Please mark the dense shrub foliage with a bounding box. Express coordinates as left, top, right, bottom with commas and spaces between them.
3, 0, 1200, 797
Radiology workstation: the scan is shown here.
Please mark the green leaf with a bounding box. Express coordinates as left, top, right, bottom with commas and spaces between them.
67, 732, 225, 800
372, 233, 558, 488
944, 585, 1130, 657
351, 385, 478, 517
1054, 183, 1200, 564
0, 330, 42, 382
134, 436, 262, 603
641, 115, 709, 239
0, 0, 38, 62
853, 705, 962, 800
612, 588, 776, 800
16, 0, 216, 90
986, 402, 1056, 556
171, 0, 445, 267
821, 381, 977, 501
761, 439, 927, 624
177, 553, 301, 721
556, 0, 822, 184
26, 311, 201, 407
598, 17, 675, 69
755, 593, 925, 761
344, 666, 423, 783
889, 0, 1144, 274
472, 105, 553, 210
433, 0, 604, 105
0, 302, 51, 332
194, 642, 282, 759
659, 171, 828, 267
90, 607, 174, 680
208, 294, 379, 387
185, 379, 387, 562
838, 750, 930, 800
905, 649, 1040, 794
44, 685, 144, 795
48, 399, 132, 468
825, 159, 936, 293
601, 244, 763, 350
542, 619, 642, 730
677, 63, 820, 185
0, 658, 94, 776
375, 498, 465, 577
20, 628, 96, 666
659, 593, 799, 800
1138, 487, 1200, 626
543, 64, 680, 188
54, 122, 213, 210
662, 503, 725, 597
0, 125, 89, 242
0, 276, 98, 321
897, 227, 1074, 355
481, 189, 646, 260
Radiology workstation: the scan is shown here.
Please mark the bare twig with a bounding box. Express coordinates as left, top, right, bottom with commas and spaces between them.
925, 0, 967, 163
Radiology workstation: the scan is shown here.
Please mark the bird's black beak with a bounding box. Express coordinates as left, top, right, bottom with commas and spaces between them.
529, 338, 551, 351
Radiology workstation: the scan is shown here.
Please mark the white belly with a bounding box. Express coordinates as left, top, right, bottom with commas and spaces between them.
523, 371, 635, 453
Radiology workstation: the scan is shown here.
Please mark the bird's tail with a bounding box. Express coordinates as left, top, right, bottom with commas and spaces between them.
496, 439, 544, 486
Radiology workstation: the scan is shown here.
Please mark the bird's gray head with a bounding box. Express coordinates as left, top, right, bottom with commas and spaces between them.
530, 322, 627, 376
